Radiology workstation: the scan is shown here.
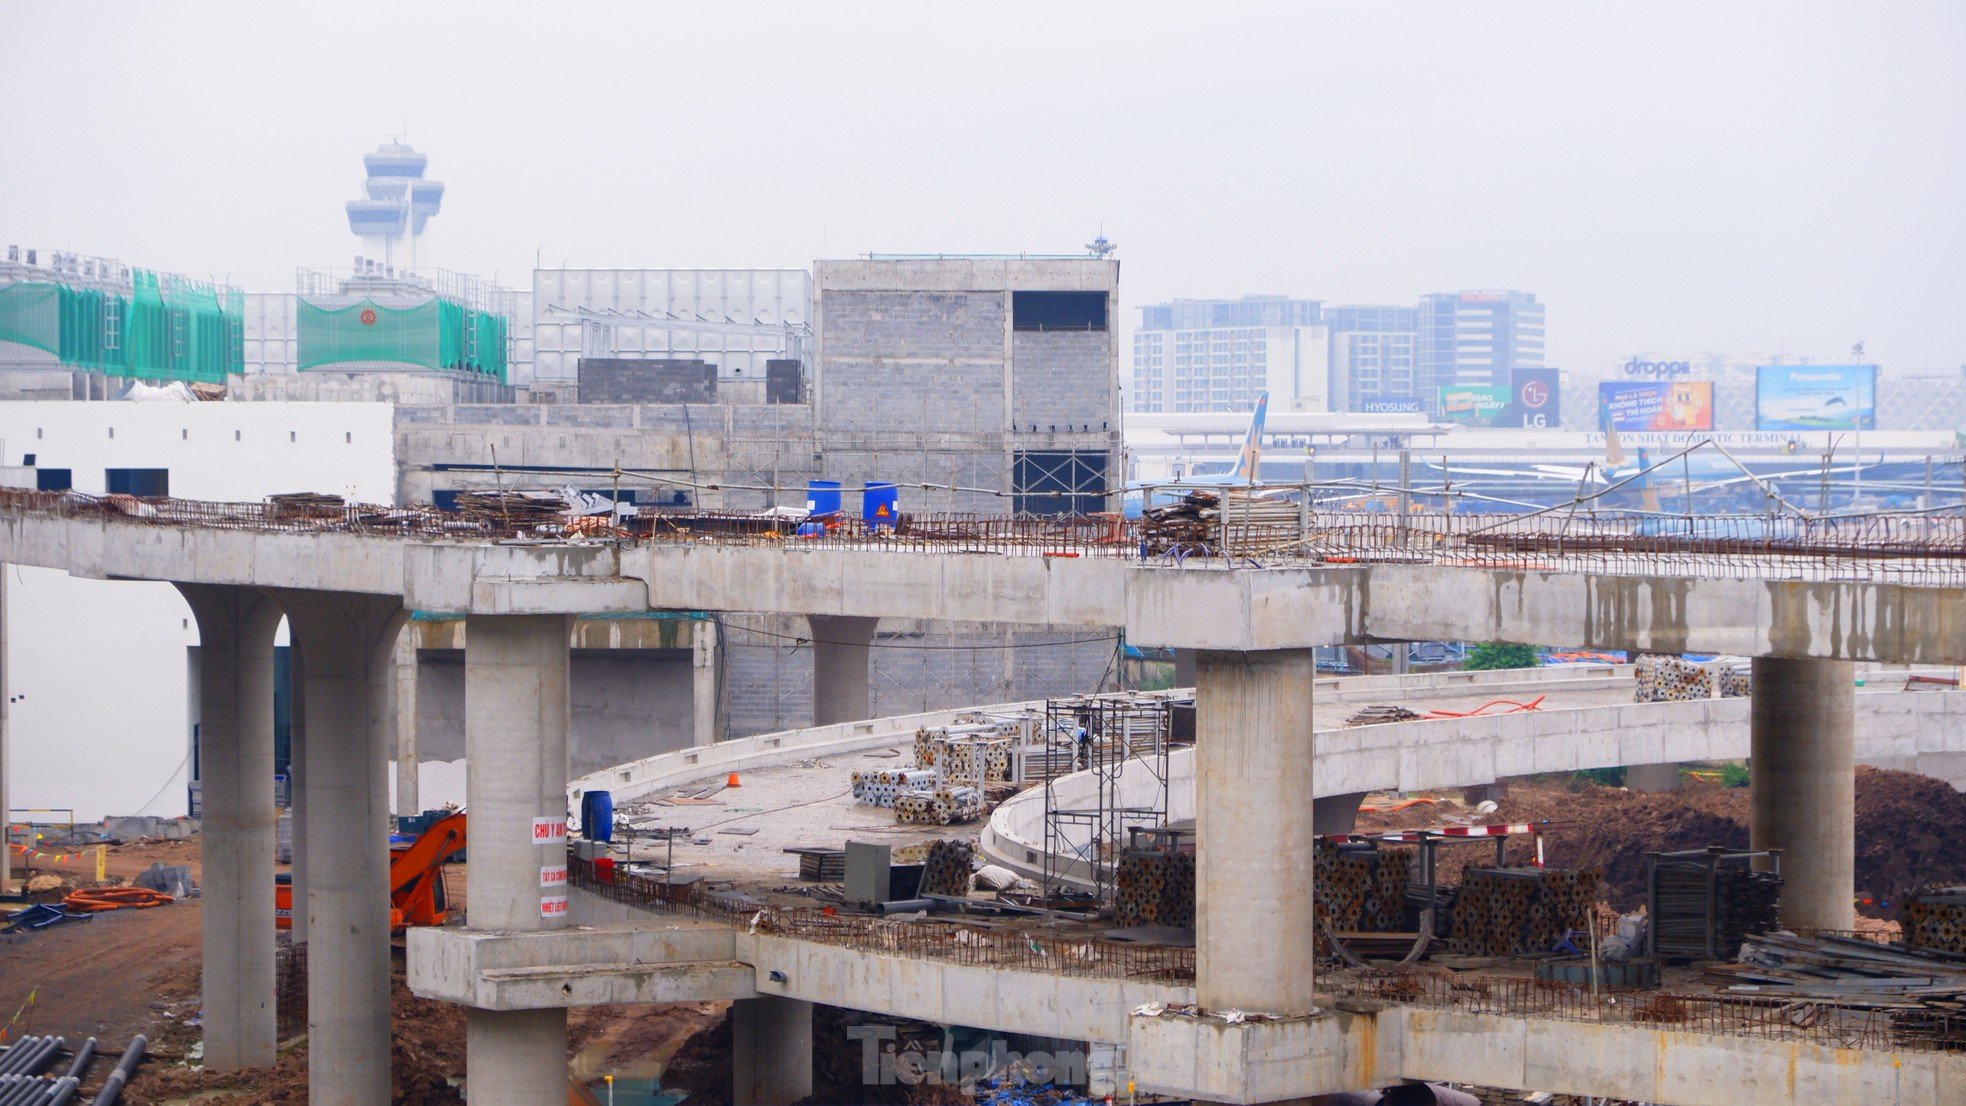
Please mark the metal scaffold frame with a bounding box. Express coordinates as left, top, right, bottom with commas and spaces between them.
1039, 692, 1176, 905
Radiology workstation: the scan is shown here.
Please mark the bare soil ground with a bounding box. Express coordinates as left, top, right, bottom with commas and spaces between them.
1356, 765, 1966, 918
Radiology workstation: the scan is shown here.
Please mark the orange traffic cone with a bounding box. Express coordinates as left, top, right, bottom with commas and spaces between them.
726, 772, 742, 788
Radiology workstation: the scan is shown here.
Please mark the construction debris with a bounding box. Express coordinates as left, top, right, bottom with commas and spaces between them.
1346, 704, 1422, 726
1903, 886, 1966, 955
451, 490, 568, 533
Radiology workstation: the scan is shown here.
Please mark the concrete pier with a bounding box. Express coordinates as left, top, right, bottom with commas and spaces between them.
178, 585, 283, 1070
1194, 649, 1319, 1015
1624, 762, 1682, 792
732, 996, 813, 1106
693, 619, 719, 746
277, 591, 403, 1106
1312, 791, 1367, 836
389, 625, 421, 815
1750, 655, 1856, 931
809, 615, 877, 726
287, 641, 308, 946
463, 614, 573, 1106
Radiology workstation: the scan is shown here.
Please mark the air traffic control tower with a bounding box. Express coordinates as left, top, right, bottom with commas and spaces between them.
344, 141, 446, 272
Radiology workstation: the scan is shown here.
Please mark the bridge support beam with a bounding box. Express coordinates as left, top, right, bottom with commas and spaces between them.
1195, 649, 1319, 1015
1624, 762, 1682, 792
277, 590, 404, 1106
1751, 656, 1855, 931
389, 624, 421, 816
464, 614, 573, 1106
733, 996, 812, 1106
1312, 791, 1367, 836
288, 642, 308, 945
179, 585, 283, 1071
810, 615, 878, 726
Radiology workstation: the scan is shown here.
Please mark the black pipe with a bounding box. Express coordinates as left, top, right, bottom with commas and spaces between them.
59, 1041, 93, 1084
86, 1036, 143, 1106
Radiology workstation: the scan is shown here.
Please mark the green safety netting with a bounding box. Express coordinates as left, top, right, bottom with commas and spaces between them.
0, 274, 240, 384
297, 296, 507, 381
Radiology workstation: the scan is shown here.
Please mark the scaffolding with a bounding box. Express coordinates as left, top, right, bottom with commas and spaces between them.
1039, 691, 1180, 905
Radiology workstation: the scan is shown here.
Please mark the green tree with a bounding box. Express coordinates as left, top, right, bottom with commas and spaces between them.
1464, 642, 1542, 671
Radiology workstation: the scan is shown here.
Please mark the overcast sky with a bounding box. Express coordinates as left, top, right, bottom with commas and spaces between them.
3, 1, 1962, 376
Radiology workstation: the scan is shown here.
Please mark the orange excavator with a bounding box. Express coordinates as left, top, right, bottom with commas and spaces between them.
275, 812, 467, 931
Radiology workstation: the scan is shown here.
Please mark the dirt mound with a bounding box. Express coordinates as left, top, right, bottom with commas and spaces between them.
1852, 767, 1966, 909
123, 977, 464, 1106
1360, 767, 1966, 916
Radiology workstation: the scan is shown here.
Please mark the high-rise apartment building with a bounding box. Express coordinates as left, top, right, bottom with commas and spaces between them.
1130, 295, 1327, 413
1324, 304, 1418, 412
1416, 290, 1544, 406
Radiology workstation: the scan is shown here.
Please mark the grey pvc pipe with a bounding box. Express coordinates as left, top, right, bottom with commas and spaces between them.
0, 1037, 40, 1076
43, 1076, 82, 1106
0, 1073, 45, 1106
876, 898, 937, 914
59, 1041, 93, 1085
86, 1036, 144, 1106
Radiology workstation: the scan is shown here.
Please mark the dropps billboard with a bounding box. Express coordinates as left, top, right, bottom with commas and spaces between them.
1755, 364, 1877, 431
1598, 380, 1714, 432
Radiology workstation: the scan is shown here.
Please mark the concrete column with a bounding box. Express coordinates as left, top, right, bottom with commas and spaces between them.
287, 639, 308, 946
1312, 791, 1367, 836
275, 590, 403, 1106
1751, 656, 1856, 931
463, 614, 572, 1106
1173, 647, 1197, 689
693, 618, 719, 746
1624, 762, 1682, 793
177, 585, 283, 1071
1194, 649, 1318, 1015
732, 996, 813, 1106
390, 624, 421, 816
0, 567, 10, 897
809, 615, 877, 726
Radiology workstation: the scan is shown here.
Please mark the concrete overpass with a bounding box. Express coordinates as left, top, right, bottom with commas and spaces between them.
4, 491, 1965, 1103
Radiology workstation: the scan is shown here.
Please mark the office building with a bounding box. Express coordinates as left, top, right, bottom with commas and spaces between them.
1130, 295, 1328, 413
1324, 304, 1419, 412
1416, 290, 1545, 409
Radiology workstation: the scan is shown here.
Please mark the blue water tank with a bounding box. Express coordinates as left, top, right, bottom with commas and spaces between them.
863, 481, 899, 528
806, 480, 842, 516
582, 790, 614, 842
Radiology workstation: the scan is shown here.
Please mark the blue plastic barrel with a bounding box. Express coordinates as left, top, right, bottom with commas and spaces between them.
582, 790, 614, 842
862, 481, 899, 528
806, 480, 842, 516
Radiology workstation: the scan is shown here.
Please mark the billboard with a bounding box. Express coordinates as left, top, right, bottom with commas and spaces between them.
1505, 367, 1561, 428
1598, 380, 1715, 432
1755, 364, 1877, 430
1355, 394, 1424, 414
1437, 384, 1513, 426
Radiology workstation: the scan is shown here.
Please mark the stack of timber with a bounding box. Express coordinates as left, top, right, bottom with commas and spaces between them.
1715, 932, 1966, 1049
268, 492, 346, 520
453, 490, 569, 533
1448, 867, 1601, 957
1138, 490, 1300, 555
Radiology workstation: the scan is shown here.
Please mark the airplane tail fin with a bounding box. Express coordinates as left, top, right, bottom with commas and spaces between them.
1230, 392, 1269, 485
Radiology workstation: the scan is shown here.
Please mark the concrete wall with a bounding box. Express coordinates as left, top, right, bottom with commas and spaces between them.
414, 650, 692, 780
230, 371, 512, 405
1011, 331, 1116, 431
719, 614, 1115, 737
0, 401, 397, 818
817, 290, 1008, 436
575, 358, 717, 405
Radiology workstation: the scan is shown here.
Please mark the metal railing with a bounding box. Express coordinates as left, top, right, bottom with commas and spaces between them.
8, 486, 1966, 585
1330, 968, 1963, 1053
568, 857, 1195, 984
